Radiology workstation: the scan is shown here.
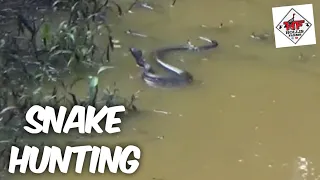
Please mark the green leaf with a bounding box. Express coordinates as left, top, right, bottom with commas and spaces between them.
81, 47, 89, 56
88, 76, 99, 88
71, 2, 79, 13
41, 23, 51, 40
52, 0, 63, 7
58, 21, 68, 30
67, 54, 75, 67
97, 66, 114, 75
88, 76, 99, 103
0, 39, 5, 48
49, 45, 60, 53
66, 32, 75, 43
49, 50, 73, 61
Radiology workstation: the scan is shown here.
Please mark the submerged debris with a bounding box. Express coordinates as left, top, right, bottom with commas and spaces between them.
250, 32, 272, 41
153, 109, 171, 115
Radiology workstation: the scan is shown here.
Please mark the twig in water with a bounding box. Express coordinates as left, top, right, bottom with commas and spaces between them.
153, 109, 171, 115
171, 0, 177, 7
127, 0, 139, 13
133, 89, 142, 98
156, 136, 164, 140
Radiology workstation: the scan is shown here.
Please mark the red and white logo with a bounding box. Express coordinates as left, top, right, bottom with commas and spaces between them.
272, 4, 316, 48
276, 8, 311, 44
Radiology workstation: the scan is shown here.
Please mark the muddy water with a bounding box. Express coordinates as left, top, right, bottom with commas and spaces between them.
11, 0, 320, 179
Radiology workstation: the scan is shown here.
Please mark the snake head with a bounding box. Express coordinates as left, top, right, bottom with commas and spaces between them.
181, 71, 193, 82
129, 48, 146, 68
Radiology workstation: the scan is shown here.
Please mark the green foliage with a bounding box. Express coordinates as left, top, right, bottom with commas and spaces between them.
0, 0, 121, 86
0, 0, 136, 175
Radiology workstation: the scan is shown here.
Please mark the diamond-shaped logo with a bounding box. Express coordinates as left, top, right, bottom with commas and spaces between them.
275, 8, 311, 44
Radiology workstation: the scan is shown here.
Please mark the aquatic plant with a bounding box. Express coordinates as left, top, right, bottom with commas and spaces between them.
0, 0, 136, 176
0, 0, 124, 85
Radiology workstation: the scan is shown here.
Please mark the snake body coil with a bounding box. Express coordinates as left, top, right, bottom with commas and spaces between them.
129, 37, 218, 87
